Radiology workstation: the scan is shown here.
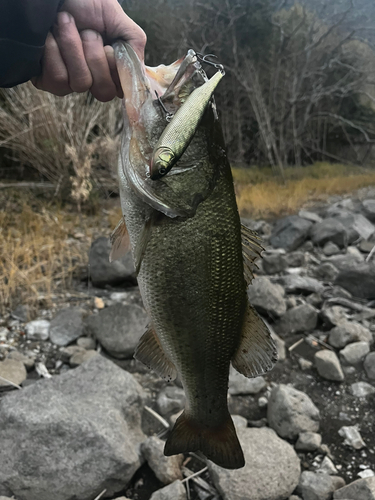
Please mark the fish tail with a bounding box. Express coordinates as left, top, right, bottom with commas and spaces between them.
164, 411, 245, 469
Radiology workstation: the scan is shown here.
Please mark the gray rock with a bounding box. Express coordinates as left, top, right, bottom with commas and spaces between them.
157, 386, 185, 416
150, 480, 186, 500
359, 239, 375, 253
315, 350, 344, 382
319, 456, 338, 475
11, 304, 29, 322
285, 252, 306, 268
310, 218, 347, 248
262, 251, 287, 275
89, 236, 136, 288
49, 308, 84, 346
274, 304, 318, 335
362, 200, 375, 223
335, 263, 375, 300
335, 213, 375, 242
0, 359, 27, 388
279, 275, 324, 295
328, 321, 373, 349
141, 436, 183, 484
340, 342, 370, 366
338, 426, 366, 449
7, 351, 35, 371
313, 262, 339, 282
76, 337, 96, 350
271, 330, 286, 361
298, 358, 313, 370
25, 319, 50, 341
269, 216, 313, 252
208, 427, 300, 500
86, 303, 148, 359
267, 384, 320, 440
298, 471, 338, 500
0, 356, 146, 500
306, 293, 324, 309
299, 210, 322, 224
229, 368, 266, 395
364, 352, 375, 380
326, 247, 365, 271
320, 306, 347, 329
232, 415, 248, 430
295, 432, 322, 451
323, 241, 341, 256
70, 349, 98, 367
333, 477, 375, 499
59, 345, 85, 363
351, 381, 375, 397
247, 277, 286, 318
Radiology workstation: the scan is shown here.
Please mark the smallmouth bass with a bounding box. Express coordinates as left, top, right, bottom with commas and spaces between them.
112, 42, 277, 469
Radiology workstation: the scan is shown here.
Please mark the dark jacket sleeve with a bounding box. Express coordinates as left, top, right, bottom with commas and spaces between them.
0, 0, 63, 87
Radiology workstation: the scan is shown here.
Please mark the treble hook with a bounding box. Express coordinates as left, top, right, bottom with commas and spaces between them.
196, 53, 225, 74
155, 91, 174, 122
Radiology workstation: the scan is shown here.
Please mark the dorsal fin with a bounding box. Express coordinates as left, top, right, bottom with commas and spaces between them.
232, 300, 278, 378
134, 324, 177, 382
241, 224, 264, 285
109, 217, 131, 262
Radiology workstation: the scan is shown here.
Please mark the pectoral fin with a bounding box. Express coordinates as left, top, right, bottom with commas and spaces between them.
109, 217, 131, 262
134, 325, 177, 382
241, 224, 264, 285
232, 301, 278, 378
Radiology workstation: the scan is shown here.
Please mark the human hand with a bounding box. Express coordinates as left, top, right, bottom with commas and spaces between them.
32, 0, 146, 102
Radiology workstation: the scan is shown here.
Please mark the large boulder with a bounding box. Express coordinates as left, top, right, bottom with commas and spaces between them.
0, 356, 146, 500
85, 303, 149, 359
269, 216, 313, 252
247, 277, 286, 318
89, 236, 136, 287
208, 427, 300, 500
267, 384, 320, 440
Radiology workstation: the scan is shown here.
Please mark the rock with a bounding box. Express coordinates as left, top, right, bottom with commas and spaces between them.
319, 456, 338, 475
208, 427, 300, 500
306, 293, 323, 309
351, 381, 375, 397
364, 352, 375, 380
335, 213, 375, 242
59, 345, 85, 363
232, 414, 248, 430
150, 480, 186, 500
0, 359, 27, 388
339, 341, 370, 366
25, 319, 50, 341
274, 304, 318, 336
333, 477, 375, 499
315, 350, 344, 382
335, 263, 375, 300
86, 303, 148, 359
229, 368, 266, 395
310, 218, 347, 248
7, 351, 35, 371
76, 337, 96, 350
262, 251, 287, 274
328, 321, 373, 349
141, 436, 183, 484
11, 304, 29, 322
49, 308, 84, 346
313, 262, 339, 282
298, 471, 338, 500
359, 240, 375, 253
279, 275, 324, 295
338, 426, 366, 449
362, 200, 375, 223
157, 386, 185, 416
69, 349, 98, 367
89, 236, 136, 288
323, 241, 341, 256
0, 356, 146, 500
271, 331, 286, 361
269, 215, 313, 252
285, 252, 306, 268
299, 210, 322, 224
247, 277, 286, 318
320, 306, 347, 329
331, 477, 346, 490
267, 385, 320, 440
358, 470, 375, 479
326, 247, 365, 271
298, 358, 313, 370
295, 432, 322, 451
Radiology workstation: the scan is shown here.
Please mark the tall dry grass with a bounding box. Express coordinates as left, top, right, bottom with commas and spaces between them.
0, 83, 121, 203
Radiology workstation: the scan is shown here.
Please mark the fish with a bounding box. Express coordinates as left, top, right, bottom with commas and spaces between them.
112, 41, 278, 469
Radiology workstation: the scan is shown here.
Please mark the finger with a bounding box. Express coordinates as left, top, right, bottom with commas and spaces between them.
32, 32, 71, 96
104, 45, 123, 98
54, 11, 92, 93
80, 30, 117, 102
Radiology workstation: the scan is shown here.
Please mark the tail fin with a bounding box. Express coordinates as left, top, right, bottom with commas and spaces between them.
164, 411, 245, 469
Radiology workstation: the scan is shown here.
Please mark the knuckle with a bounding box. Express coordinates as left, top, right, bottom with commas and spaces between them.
69, 75, 92, 93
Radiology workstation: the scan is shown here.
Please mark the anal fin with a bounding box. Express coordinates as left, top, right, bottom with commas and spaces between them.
134, 325, 177, 382
241, 224, 264, 285
232, 301, 278, 378
109, 217, 131, 262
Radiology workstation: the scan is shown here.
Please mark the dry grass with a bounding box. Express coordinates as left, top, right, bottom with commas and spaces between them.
233, 162, 375, 218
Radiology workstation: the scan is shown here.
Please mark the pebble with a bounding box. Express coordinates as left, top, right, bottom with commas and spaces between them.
315, 350, 344, 382
364, 352, 375, 380
351, 382, 375, 397
76, 337, 96, 350
49, 308, 84, 346
11, 304, 29, 322
150, 480, 186, 500
338, 426, 366, 449
319, 456, 338, 475
25, 319, 50, 341
279, 275, 324, 295
141, 436, 183, 484
358, 470, 375, 479
258, 396, 268, 408
298, 358, 313, 370
59, 345, 86, 363
295, 432, 322, 452
323, 242, 341, 256
339, 341, 370, 366
69, 349, 98, 367
298, 471, 338, 500
320, 306, 347, 329
0, 358, 27, 388
7, 350, 35, 370
232, 415, 248, 431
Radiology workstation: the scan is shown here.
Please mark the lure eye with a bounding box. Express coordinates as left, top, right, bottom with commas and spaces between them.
159, 167, 166, 175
